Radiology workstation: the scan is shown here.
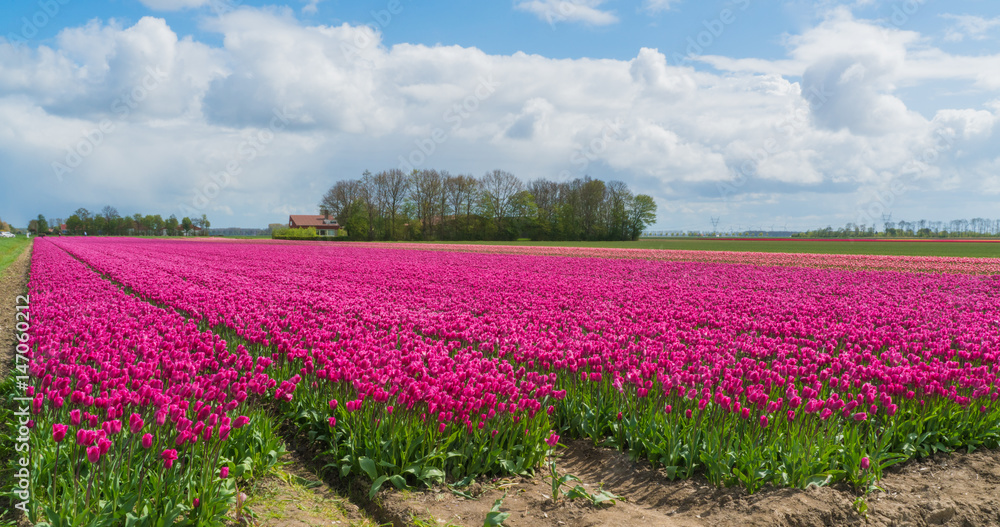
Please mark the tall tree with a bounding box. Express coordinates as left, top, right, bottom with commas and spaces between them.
410, 169, 443, 240
444, 173, 478, 240
66, 215, 83, 234
376, 169, 409, 241
360, 170, 382, 241
166, 214, 180, 235
437, 170, 452, 238
626, 194, 657, 240
74, 208, 93, 233
527, 179, 559, 240
579, 177, 606, 240
148, 214, 164, 235
35, 214, 49, 235
605, 180, 632, 241
101, 206, 120, 235
556, 179, 583, 240
479, 169, 523, 237
320, 179, 364, 222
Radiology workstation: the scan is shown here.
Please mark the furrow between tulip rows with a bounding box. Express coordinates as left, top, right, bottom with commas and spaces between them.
28, 237, 1000, 524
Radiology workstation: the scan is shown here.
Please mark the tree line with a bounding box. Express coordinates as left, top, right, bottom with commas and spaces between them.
793, 218, 1000, 238
30, 207, 211, 236
319, 169, 657, 241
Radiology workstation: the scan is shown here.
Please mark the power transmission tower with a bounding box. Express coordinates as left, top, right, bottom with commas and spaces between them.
710, 217, 720, 236
881, 213, 892, 234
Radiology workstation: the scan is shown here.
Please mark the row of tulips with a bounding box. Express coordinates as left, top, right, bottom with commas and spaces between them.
198, 239, 1000, 275
29, 237, 1000, 518
349, 241, 1000, 274
23, 240, 286, 526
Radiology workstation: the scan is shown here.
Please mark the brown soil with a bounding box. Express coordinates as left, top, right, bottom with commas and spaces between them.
233, 451, 379, 527
377, 440, 1000, 527
0, 242, 32, 376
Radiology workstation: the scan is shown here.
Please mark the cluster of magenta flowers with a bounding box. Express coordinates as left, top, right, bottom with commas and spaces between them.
343, 240, 1000, 274
28, 236, 1000, 523
25, 240, 276, 526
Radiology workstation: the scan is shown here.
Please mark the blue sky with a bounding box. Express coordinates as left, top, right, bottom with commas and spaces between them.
2, 0, 1000, 231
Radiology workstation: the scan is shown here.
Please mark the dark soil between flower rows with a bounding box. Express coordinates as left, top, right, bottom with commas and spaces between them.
374, 439, 1000, 527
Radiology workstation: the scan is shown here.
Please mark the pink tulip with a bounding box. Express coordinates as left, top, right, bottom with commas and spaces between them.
130, 413, 144, 434
161, 449, 178, 469
52, 424, 68, 443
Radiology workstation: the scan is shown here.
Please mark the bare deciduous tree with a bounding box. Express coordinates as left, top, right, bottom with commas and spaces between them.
479, 169, 523, 232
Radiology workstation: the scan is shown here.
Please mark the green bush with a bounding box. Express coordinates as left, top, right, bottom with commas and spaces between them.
271, 227, 317, 240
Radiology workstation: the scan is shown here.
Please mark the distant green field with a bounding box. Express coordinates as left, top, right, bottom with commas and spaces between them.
0, 237, 30, 277
399, 238, 1000, 258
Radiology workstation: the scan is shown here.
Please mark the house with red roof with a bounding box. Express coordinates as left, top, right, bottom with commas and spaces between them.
289, 215, 340, 236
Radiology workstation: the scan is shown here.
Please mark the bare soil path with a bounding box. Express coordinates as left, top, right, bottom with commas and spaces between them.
378, 440, 1000, 527
233, 450, 380, 527
0, 243, 32, 376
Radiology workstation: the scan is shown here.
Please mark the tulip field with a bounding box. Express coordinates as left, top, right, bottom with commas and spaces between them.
20, 237, 1000, 525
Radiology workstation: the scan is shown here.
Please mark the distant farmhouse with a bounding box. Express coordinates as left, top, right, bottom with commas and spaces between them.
289, 215, 340, 236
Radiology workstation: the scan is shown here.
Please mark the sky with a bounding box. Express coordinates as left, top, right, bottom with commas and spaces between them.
1, 0, 999, 232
